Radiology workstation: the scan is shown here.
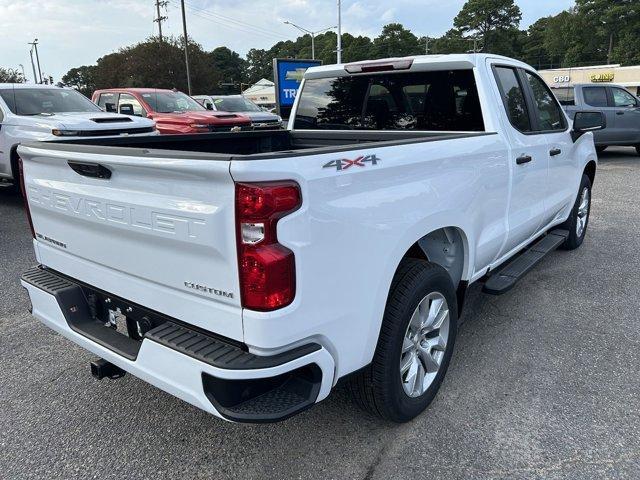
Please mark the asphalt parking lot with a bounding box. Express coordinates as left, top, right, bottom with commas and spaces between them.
1, 147, 639, 480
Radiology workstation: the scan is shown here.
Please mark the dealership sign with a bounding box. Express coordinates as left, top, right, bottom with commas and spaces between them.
273, 58, 322, 117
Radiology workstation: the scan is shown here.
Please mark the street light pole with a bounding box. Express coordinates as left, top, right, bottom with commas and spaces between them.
336, 0, 342, 63
180, 0, 192, 95
28, 39, 42, 83
283, 21, 336, 60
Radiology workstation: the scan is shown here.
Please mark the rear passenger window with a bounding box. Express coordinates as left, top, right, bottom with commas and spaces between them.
583, 87, 608, 107
494, 66, 531, 132
524, 71, 566, 131
98, 93, 118, 113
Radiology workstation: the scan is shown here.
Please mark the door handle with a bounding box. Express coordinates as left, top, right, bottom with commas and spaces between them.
67, 161, 112, 179
616, 111, 625, 115
549, 148, 562, 156
516, 155, 532, 165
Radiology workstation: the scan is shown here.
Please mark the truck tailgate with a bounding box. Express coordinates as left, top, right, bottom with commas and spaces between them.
18, 144, 243, 341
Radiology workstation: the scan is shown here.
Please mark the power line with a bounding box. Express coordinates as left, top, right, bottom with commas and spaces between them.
168, 0, 289, 41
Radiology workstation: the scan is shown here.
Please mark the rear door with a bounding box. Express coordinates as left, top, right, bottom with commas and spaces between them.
19, 144, 244, 341
521, 69, 576, 223
491, 64, 549, 255
610, 86, 640, 144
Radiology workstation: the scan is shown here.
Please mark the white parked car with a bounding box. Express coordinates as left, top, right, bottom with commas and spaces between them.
0, 84, 156, 190
19, 54, 603, 423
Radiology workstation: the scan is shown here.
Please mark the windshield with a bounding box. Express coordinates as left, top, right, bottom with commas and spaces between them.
293, 70, 484, 131
212, 97, 261, 112
0, 88, 100, 115
140, 91, 205, 113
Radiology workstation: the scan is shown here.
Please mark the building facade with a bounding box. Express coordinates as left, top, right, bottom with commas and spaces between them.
539, 64, 640, 96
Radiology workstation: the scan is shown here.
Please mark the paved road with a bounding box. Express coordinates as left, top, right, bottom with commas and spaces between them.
1, 148, 639, 480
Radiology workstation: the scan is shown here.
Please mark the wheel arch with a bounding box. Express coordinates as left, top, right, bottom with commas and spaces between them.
584, 160, 596, 187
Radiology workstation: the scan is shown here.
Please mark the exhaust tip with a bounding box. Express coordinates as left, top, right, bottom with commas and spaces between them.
90, 358, 126, 380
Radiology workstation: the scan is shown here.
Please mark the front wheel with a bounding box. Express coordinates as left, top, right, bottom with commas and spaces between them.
559, 174, 592, 250
348, 259, 458, 422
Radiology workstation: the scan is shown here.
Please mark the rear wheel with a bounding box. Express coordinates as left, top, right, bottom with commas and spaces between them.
559, 174, 592, 250
348, 259, 458, 422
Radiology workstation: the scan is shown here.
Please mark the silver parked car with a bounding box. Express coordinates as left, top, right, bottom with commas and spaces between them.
553, 83, 640, 154
192, 95, 283, 130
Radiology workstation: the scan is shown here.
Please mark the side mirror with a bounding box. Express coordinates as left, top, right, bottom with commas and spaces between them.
572, 111, 606, 142
119, 103, 134, 115
205, 102, 214, 110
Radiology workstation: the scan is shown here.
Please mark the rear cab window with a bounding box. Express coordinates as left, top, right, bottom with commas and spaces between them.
293, 69, 484, 132
552, 87, 575, 106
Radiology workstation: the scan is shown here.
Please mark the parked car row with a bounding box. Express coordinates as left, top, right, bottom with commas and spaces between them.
0, 84, 283, 187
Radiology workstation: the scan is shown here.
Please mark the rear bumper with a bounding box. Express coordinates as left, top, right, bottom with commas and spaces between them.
21, 266, 335, 423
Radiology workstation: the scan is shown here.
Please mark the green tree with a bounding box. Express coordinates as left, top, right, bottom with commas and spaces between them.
453, 0, 522, 52
61, 66, 97, 96
373, 23, 421, 58
0, 67, 25, 83
575, 0, 639, 64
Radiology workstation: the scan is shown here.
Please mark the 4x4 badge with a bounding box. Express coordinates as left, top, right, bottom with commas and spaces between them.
323, 154, 380, 171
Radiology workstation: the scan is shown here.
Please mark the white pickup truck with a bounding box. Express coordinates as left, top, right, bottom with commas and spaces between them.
19, 54, 604, 423
0, 84, 156, 190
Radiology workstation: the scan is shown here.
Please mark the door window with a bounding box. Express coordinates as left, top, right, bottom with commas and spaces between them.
494, 66, 531, 132
524, 71, 566, 131
611, 87, 638, 107
118, 93, 145, 116
97, 93, 118, 113
583, 87, 608, 107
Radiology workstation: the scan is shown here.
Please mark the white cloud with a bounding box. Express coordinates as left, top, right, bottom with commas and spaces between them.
0, 0, 575, 82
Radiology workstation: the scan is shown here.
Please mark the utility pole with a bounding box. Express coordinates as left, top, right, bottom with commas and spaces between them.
154, 0, 168, 42
425, 37, 432, 54
180, 0, 192, 95
336, 0, 342, 64
28, 39, 43, 83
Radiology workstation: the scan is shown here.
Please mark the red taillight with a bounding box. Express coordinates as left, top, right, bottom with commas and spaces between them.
18, 158, 35, 238
235, 181, 301, 311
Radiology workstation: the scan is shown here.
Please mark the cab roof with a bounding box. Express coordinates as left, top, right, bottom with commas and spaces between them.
304, 53, 534, 80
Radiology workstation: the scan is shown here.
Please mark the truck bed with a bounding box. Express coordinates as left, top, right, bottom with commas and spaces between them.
32, 129, 494, 160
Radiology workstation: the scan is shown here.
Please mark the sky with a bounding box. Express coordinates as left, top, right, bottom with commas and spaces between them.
0, 0, 575, 82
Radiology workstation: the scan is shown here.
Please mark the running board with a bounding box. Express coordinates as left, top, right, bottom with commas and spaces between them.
483, 230, 569, 295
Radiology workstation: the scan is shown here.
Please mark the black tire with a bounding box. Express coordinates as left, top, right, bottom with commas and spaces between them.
559, 174, 592, 250
348, 259, 458, 422
595, 146, 607, 154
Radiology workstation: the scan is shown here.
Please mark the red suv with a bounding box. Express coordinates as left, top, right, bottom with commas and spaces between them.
92, 88, 251, 134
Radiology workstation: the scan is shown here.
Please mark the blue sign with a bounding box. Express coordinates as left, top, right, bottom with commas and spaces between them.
273, 58, 322, 116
